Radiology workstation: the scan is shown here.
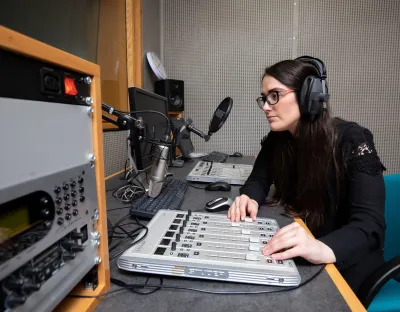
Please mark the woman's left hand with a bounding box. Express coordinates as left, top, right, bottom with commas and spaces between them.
262, 222, 336, 264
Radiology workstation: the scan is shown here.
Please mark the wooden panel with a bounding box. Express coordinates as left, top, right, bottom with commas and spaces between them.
294, 218, 366, 312
0, 25, 110, 311
97, 0, 129, 130
126, 0, 143, 88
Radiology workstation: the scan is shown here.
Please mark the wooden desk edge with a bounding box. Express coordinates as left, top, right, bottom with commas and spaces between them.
294, 218, 366, 312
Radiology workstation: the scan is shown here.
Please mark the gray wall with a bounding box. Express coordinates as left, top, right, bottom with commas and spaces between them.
163, 0, 400, 174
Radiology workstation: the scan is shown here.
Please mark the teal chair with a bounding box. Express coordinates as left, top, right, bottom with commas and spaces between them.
358, 174, 400, 311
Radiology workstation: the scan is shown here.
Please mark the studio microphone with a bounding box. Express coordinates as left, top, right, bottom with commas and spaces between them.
148, 144, 169, 198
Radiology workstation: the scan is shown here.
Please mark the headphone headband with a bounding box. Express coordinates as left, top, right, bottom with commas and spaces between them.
295, 55, 327, 78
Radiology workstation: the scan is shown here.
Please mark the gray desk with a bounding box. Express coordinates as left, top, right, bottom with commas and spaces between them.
96, 157, 356, 312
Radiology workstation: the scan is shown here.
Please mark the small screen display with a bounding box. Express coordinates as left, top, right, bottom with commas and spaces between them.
0, 205, 30, 243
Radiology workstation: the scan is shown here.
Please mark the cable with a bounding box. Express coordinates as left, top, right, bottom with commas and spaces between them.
188, 183, 208, 189
70, 264, 326, 298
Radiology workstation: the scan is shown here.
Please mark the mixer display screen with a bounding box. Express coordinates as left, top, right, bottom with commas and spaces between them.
0, 205, 30, 243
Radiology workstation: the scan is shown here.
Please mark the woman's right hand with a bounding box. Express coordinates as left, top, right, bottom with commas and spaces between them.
227, 194, 259, 222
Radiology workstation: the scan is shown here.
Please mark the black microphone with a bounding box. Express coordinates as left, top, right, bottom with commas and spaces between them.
185, 118, 210, 142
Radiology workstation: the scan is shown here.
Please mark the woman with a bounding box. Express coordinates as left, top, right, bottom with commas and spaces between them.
227, 56, 386, 294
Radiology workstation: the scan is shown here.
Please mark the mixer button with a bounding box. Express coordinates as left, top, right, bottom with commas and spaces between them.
248, 244, 260, 251
171, 242, 177, 251
231, 222, 240, 227
194, 251, 200, 256
245, 253, 259, 261
241, 229, 251, 235
244, 217, 253, 223
249, 237, 259, 243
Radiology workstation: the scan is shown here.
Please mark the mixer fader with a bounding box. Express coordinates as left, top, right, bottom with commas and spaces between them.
119, 210, 301, 286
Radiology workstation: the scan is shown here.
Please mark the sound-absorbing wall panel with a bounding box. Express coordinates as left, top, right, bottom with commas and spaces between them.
163, 0, 400, 174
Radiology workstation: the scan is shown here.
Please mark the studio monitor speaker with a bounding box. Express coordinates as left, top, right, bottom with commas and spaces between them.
154, 79, 184, 111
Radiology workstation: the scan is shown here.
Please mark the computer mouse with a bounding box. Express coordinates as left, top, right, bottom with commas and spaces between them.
231, 152, 243, 157
205, 197, 233, 212
205, 181, 231, 191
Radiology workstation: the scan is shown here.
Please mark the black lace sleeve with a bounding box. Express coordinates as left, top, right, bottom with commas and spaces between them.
341, 126, 386, 175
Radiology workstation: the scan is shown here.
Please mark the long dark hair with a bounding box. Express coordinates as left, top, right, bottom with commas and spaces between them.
264, 60, 343, 233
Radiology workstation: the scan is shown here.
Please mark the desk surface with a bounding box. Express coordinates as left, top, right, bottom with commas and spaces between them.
96, 157, 356, 312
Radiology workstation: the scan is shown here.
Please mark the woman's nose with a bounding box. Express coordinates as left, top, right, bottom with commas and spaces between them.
263, 101, 272, 112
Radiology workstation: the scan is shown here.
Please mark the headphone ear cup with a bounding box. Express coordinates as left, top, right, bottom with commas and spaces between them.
298, 75, 313, 115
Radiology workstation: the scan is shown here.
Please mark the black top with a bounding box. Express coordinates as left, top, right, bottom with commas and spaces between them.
240, 119, 386, 294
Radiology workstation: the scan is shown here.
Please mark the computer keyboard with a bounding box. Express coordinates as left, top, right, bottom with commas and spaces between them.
130, 179, 189, 219
202, 151, 228, 163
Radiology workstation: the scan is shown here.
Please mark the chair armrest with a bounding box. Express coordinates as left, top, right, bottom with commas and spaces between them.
358, 256, 400, 308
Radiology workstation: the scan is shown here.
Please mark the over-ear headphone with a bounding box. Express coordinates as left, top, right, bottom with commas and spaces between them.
294, 56, 330, 121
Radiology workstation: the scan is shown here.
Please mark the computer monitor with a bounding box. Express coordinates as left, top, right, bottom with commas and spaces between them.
128, 87, 169, 170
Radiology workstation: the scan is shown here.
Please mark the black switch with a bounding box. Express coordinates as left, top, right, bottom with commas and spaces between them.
171, 242, 177, 251
43, 74, 60, 93
176, 234, 180, 242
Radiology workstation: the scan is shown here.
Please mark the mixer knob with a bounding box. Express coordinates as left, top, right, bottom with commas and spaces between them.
79, 187, 85, 193
187, 210, 192, 217
23, 267, 40, 277
65, 204, 71, 210
57, 218, 64, 225
185, 214, 190, 221
55, 197, 62, 204
22, 282, 41, 293
70, 245, 85, 253
79, 195, 85, 202
5, 278, 24, 290
72, 209, 79, 216
64, 194, 70, 201
62, 252, 76, 261
71, 190, 77, 197
182, 220, 187, 227
56, 208, 63, 215
63, 183, 69, 190
5, 294, 26, 308
176, 234, 180, 242
54, 186, 61, 194
171, 242, 177, 251
70, 181, 76, 188
69, 231, 83, 240
78, 177, 84, 184
179, 227, 184, 234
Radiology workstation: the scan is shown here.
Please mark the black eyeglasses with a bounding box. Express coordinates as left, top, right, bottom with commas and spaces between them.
256, 89, 295, 109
